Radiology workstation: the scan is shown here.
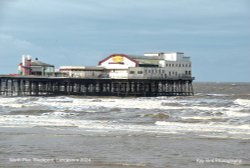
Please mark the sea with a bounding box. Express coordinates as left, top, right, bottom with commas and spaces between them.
0, 82, 250, 168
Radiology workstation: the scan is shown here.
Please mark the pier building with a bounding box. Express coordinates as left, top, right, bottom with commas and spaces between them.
18, 55, 55, 76
1, 51, 194, 97
98, 52, 192, 79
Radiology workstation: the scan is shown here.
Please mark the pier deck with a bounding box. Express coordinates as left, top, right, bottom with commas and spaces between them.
0, 76, 194, 97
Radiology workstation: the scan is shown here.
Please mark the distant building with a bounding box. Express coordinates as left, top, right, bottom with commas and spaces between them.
98, 52, 192, 79
18, 55, 55, 76
59, 66, 104, 78
17, 52, 192, 79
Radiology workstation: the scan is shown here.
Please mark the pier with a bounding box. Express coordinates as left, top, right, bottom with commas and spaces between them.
0, 76, 194, 97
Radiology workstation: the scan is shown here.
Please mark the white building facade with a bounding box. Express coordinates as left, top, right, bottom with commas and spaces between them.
59, 66, 104, 78
98, 52, 192, 79
98, 54, 138, 79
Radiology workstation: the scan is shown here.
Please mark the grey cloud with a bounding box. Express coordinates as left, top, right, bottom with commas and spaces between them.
0, 0, 250, 81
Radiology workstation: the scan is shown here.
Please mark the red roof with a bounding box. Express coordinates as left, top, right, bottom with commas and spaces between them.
98, 54, 139, 66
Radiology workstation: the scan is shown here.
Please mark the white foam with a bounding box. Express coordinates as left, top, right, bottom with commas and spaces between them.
206, 93, 229, 97
0, 97, 24, 108
38, 96, 74, 103
0, 115, 81, 128
155, 121, 250, 135
42, 112, 77, 117
34, 97, 179, 111
0, 114, 250, 139
0, 97, 247, 113
234, 99, 250, 107
181, 116, 223, 120
224, 109, 250, 117
34, 97, 231, 112
1, 96, 250, 139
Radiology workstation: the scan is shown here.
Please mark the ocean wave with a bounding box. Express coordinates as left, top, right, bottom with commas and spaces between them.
205, 93, 230, 97
180, 116, 227, 121
1, 97, 249, 122
42, 112, 78, 117
0, 96, 241, 110
0, 114, 250, 139
143, 113, 170, 119
224, 109, 250, 117
234, 99, 250, 107
155, 121, 250, 135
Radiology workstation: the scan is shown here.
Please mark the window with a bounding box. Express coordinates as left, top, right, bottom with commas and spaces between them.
138, 71, 143, 74
129, 71, 135, 74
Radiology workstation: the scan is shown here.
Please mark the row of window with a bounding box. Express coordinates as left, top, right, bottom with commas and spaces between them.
60, 69, 88, 72
145, 69, 165, 73
129, 70, 191, 75
130, 71, 143, 74
166, 63, 191, 67
185, 71, 192, 75
167, 71, 191, 76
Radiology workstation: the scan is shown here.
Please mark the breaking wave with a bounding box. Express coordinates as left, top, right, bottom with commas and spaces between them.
0, 91, 250, 139
234, 99, 250, 107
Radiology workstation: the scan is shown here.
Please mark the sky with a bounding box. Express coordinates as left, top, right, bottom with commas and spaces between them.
0, 0, 249, 82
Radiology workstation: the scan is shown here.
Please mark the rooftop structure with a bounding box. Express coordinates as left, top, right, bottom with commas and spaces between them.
18, 55, 55, 76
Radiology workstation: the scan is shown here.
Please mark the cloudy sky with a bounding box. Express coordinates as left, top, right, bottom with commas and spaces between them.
0, 0, 249, 82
